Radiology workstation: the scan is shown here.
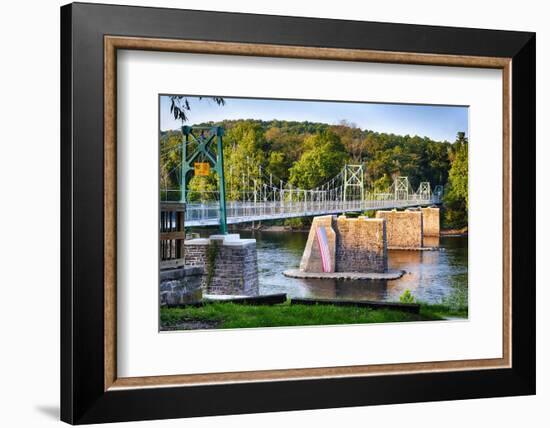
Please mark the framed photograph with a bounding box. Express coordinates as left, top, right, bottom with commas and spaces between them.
61, 2, 535, 424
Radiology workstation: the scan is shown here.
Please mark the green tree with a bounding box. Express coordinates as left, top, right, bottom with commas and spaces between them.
223, 121, 266, 200
159, 117, 462, 220
186, 173, 219, 202
443, 134, 468, 228
331, 120, 364, 162
289, 131, 348, 189
266, 151, 288, 181
159, 131, 183, 199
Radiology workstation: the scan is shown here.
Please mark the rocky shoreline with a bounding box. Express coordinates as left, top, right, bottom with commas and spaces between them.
439, 226, 468, 237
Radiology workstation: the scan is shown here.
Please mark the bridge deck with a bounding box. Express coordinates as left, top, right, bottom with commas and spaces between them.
163, 199, 439, 227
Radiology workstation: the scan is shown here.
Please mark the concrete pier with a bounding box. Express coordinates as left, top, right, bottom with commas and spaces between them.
421, 207, 440, 237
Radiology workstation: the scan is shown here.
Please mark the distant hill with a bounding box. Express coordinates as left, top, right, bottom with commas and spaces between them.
160, 119, 467, 228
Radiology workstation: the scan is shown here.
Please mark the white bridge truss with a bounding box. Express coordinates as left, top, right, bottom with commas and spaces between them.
162, 164, 442, 227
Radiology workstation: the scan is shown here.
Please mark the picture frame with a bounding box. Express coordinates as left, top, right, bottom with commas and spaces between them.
60, 2, 535, 424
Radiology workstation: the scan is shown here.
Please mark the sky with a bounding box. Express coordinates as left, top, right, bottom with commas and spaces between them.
160, 95, 468, 142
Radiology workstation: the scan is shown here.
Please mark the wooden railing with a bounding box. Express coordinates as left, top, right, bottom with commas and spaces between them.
160, 202, 185, 265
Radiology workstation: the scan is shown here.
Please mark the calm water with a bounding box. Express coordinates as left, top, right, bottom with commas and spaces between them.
235, 230, 468, 306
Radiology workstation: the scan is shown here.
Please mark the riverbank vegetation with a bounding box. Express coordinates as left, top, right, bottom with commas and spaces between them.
160, 300, 467, 330
161, 119, 468, 229
442, 133, 468, 228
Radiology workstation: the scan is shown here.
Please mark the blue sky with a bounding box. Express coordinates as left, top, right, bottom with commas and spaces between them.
160, 95, 468, 142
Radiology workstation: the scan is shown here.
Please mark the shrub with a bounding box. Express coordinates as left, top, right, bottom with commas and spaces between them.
399, 289, 416, 304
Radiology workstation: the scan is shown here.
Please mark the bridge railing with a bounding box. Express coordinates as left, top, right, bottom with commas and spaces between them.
183, 197, 436, 224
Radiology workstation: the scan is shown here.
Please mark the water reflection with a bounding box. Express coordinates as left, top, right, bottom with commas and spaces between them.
199, 229, 468, 305
423, 236, 440, 248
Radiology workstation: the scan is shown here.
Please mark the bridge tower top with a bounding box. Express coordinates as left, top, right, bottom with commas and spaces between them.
393, 176, 410, 201
417, 182, 431, 200
343, 164, 365, 202
180, 125, 227, 234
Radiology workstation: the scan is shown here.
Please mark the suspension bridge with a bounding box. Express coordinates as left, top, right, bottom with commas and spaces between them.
161, 126, 443, 228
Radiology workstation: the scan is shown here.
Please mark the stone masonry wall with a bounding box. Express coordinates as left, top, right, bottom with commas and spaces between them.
185, 234, 259, 296
334, 216, 387, 272
376, 210, 423, 249
160, 265, 204, 306
421, 207, 440, 237
300, 215, 387, 273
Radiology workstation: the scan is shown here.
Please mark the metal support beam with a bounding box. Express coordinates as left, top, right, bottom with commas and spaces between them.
417, 182, 431, 200
393, 176, 410, 201
181, 126, 228, 234
343, 164, 365, 204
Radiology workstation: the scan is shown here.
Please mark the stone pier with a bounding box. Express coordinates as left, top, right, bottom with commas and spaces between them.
421, 207, 440, 237
160, 265, 204, 306
184, 234, 259, 296
299, 215, 337, 273
299, 215, 388, 274
375, 209, 423, 249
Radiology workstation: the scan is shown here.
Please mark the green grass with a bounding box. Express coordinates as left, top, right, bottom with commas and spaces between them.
160, 300, 467, 330
419, 303, 468, 319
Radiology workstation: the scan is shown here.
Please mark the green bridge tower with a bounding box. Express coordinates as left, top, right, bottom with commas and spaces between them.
180, 126, 228, 234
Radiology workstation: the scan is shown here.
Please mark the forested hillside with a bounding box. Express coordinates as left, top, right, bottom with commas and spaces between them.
160, 119, 468, 228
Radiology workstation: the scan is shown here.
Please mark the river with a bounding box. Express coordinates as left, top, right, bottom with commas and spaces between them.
235, 230, 468, 306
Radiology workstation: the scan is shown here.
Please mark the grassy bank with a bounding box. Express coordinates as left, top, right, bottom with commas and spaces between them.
161, 301, 467, 330
419, 303, 468, 319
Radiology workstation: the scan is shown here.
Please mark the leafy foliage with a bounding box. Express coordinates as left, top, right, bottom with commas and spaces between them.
205, 240, 220, 287
169, 96, 225, 122
289, 131, 347, 189
443, 133, 469, 228
399, 289, 416, 304
160, 118, 468, 229
187, 173, 218, 202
